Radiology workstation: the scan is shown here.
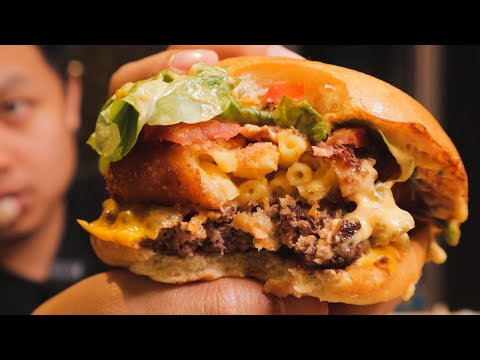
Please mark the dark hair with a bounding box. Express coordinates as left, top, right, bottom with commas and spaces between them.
37, 45, 71, 82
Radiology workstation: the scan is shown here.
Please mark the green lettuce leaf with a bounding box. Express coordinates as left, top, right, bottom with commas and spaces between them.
221, 97, 274, 126
87, 65, 236, 172
272, 96, 329, 143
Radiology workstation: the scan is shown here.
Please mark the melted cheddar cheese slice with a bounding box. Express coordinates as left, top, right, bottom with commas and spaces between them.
78, 199, 187, 248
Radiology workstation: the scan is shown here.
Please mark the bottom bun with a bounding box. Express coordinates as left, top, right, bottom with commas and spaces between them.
91, 226, 429, 305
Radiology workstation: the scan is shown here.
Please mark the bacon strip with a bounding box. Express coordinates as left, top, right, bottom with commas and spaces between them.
326, 127, 369, 148
238, 124, 281, 143
312, 143, 359, 167
312, 143, 335, 158
144, 120, 241, 145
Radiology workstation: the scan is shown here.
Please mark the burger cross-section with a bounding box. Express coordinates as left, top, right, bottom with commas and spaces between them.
78, 57, 468, 305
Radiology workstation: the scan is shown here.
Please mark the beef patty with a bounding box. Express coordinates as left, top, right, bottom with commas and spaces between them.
140, 198, 367, 269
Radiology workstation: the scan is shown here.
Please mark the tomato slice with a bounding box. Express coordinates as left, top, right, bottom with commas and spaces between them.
262, 82, 305, 105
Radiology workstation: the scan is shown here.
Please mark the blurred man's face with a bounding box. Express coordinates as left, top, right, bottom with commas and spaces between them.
0, 46, 80, 242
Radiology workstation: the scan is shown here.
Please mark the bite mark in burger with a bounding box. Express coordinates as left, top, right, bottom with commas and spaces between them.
78, 58, 468, 305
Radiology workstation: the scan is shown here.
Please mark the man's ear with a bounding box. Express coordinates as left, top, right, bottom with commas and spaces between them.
64, 72, 82, 133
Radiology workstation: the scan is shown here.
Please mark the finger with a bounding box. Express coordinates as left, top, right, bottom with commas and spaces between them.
33, 269, 330, 315
33, 271, 277, 315
114, 272, 328, 314
275, 296, 329, 315
168, 45, 305, 60
121, 275, 279, 315
328, 298, 402, 315
108, 49, 218, 95
168, 49, 219, 74
265, 45, 305, 59
114, 272, 328, 315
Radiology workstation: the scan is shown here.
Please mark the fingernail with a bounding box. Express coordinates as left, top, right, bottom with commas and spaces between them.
275, 296, 329, 315
266, 45, 305, 59
169, 50, 219, 74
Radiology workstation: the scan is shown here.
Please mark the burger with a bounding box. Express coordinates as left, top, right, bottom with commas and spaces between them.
78, 56, 468, 305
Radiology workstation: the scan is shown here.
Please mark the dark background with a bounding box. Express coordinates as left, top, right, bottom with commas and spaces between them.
70, 45, 478, 311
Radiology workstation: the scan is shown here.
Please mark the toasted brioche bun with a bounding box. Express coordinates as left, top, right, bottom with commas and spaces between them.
90, 224, 430, 305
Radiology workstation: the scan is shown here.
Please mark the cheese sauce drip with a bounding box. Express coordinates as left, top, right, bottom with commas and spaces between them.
337, 159, 415, 249
78, 199, 187, 248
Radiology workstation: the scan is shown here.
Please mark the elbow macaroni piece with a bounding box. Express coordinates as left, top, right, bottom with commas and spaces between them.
208, 149, 238, 173
297, 164, 338, 201
277, 130, 308, 167
269, 170, 296, 198
237, 178, 270, 206
298, 179, 328, 201
199, 161, 239, 201
233, 143, 279, 179
286, 162, 313, 186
